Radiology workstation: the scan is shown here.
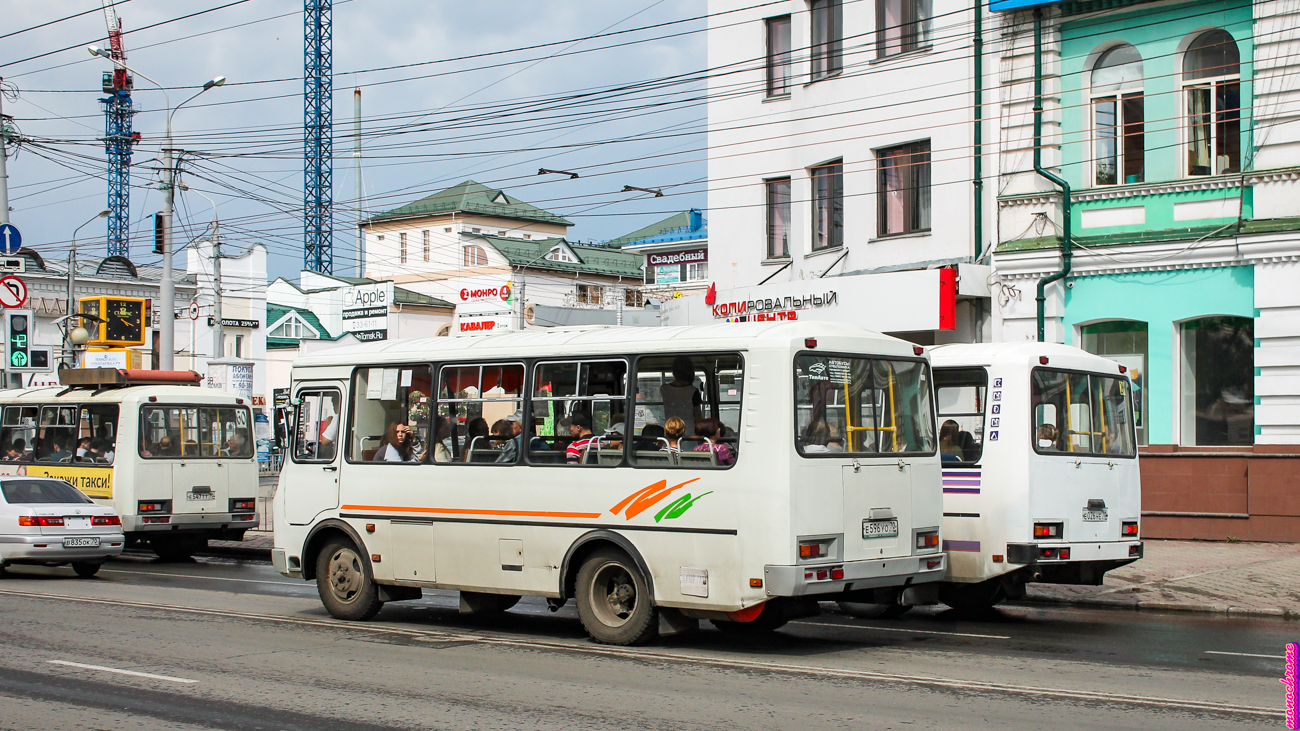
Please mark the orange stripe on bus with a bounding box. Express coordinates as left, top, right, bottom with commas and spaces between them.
341, 505, 603, 519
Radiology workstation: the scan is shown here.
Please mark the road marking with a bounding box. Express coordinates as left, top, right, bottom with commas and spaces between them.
100, 568, 299, 587
790, 620, 1011, 640
0, 588, 1278, 719
46, 660, 198, 684
1204, 650, 1286, 659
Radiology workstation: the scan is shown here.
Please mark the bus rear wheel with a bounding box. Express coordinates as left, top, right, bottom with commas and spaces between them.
316, 539, 383, 621
575, 548, 657, 646
837, 601, 913, 619
939, 580, 1006, 614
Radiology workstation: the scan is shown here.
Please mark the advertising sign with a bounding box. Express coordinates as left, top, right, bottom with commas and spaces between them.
989, 0, 1058, 11
0, 463, 113, 499
646, 248, 707, 267
342, 282, 392, 342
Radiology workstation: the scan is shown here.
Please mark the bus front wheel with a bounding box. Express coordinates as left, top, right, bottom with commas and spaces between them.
316, 539, 383, 621
575, 548, 658, 646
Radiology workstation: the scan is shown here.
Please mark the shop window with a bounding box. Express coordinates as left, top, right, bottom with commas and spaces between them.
686, 262, 709, 281
811, 162, 844, 251
810, 0, 842, 80
877, 0, 931, 57
1091, 44, 1144, 186
877, 141, 931, 236
631, 354, 743, 468
1184, 29, 1241, 176
1080, 320, 1148, 445
766, 15, 793, 96
348, 365, 434, 463
529, 360, 628, 466
1180, 316, 1253, 446
766, 178, 791, 259
1032, 369, 1136, 457
437, 364, 524, 464
795, 355, 935, 455
934, 368, 986, 464
291, 390, 340, 463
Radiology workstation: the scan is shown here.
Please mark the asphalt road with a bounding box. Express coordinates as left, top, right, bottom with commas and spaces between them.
0, 551, 1288, 730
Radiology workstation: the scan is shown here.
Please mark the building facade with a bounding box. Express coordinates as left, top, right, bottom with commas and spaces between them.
991, 0, 1300, 540
607, 209, 711, 302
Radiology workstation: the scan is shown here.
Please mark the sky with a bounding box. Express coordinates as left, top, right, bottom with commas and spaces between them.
0, 0, 709, 284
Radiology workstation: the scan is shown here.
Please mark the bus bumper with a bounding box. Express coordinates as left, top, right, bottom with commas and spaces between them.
1006, 541, 1143, 585
122, 513, 260, 534
763, 553, 946, 597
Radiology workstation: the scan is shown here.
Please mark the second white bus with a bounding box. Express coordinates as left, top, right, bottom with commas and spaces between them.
273, 322, 947, 645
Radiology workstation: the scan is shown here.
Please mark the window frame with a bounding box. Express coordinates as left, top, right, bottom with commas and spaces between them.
344, 364, 436, 466
434, 360, 527, 466
766, 177, 792, 259
526, 358, 631, 468
810, 0, 843, 81
810, 162, 844, 252
289, 388, 342, 464
422, 230, 431, 261
138, 403, 254, 461
793, 351, 938, 459
463, 245, 489, 267
1181, 30, 1242, 178
1029, 367, 1137, 459
400, 232, 408, 264
765, 14, 793, 97
933, 366, 988, 466
629, 352, 745, 470
876, 0, 931, 58
876, 140, 931, 237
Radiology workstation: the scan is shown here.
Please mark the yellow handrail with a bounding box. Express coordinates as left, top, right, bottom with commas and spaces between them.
842, 362, 899, 452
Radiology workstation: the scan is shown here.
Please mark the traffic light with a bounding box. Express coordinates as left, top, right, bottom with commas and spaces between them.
5, 310, 29, 369
153, 213, 165, 255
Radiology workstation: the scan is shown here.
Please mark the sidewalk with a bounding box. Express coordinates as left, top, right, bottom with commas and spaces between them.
202, 530, 1300, 619
1022, 539, 1300, 619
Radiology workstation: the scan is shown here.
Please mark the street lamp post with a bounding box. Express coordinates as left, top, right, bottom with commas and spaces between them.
179, 183, 222, 362
66, 209, 111, 366
88, 46, 224, 370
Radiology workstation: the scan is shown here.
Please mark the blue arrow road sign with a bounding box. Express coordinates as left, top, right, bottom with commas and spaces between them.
0, 225, 21, 255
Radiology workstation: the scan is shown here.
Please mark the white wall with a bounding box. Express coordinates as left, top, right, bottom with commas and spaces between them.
187, 241, 268, 407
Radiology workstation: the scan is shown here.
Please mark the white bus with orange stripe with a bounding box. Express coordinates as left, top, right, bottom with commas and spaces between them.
272, 322, 947, 645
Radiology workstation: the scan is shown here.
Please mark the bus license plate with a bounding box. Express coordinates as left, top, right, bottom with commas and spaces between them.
62, 537, 100, 548
1082, 509, 1108, 522
186, 491, 216, 501
863, 519, 900, 539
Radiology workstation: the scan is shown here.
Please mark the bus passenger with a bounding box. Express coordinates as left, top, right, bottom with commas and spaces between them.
432, 417, 452, 463
565, 412, 598, 464
463, 417, 489, 462
694, 418, 735, 466
48, 437, 72, 462
75, 437, 92, 460
940, 420, 963, 462
1, 443, 19, 461
662, 417, 685, 456
222, 433, 247, 457
491, 419, 517, 463
1037, 423, 1059, 451
636, 423, 665, 451
802, 421, 831, 453
372, 422, 413, 462
661, 356, 702, 436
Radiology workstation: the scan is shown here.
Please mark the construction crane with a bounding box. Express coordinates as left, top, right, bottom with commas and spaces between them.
98, 0, 138, 258
304, 0, 333, 273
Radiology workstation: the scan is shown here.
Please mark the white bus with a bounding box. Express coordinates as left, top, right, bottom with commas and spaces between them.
0, 369, 260, 560
273, 322, 947, 645
839, 342, 1142, 616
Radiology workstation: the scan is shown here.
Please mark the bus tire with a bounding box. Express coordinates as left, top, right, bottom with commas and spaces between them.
575, 548, 658, 646
151, 535, 206, 561
711, 600, 790, 635
316, 539, 383, 621
72, 562, 102, 578
939, 580, 1006, 614
837, 601, 912, 619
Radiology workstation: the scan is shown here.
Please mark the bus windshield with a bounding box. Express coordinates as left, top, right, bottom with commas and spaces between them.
794, 355, 935, 456
1031, 369, 1136, 457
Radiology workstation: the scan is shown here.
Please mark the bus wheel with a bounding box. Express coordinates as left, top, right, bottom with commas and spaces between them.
71, 562, 102, 578
837, 601, 912, 619
712, 601, 790, 635
316, 540, 383, 621
575, 548, 658, 646
939, 580, 1006, 614
152, 535, 206, 561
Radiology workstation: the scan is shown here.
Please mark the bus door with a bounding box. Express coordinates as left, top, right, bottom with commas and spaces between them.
284, 386, 343, 525
1030, 369, 1136, 542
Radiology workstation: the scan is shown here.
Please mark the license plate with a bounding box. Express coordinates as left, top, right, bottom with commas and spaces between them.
64, 517, 91, 529
186, 491, 216, 501
862, 519, 900, 539
62, 537, 101, 548
1082, 509, 1108, 522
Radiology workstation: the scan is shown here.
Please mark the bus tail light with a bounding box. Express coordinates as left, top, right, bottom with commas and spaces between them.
1033, 522, 1063, 539
141, 516, 170, 524
230, 499, 256, 512
1129, 544, 1142, 557
1122, 521, 1139, 538
18, 516, 64, 527
1058, 548, 1071, 560
927, 559, 942, 569
799, 541, 830, 559
830, 567, 844, 580
138, 501, 171, 514
91, 516, 121, 526
1039, 547, 1058, 560
915, 531, 939, 550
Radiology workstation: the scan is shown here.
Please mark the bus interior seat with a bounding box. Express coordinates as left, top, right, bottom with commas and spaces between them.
362, 449, 378, 461
528, 450, 565, 464
635, 450, 672, 465
597, 450, 623, 465
677, 450, 716, 467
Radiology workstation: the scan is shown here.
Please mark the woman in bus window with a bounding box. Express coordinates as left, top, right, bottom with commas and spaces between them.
372, 422, 413, 462
1036, 423, 1059, 451
662, 417, 686, 456
694, 418, 735, 466
803, 421, 832, 453
939, 420, 963, 462
491, 419, 517, 463
432, 417, 453, 463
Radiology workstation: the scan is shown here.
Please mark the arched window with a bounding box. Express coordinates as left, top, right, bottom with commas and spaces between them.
1183, 29, 1241, 176
462, 245, 489, 267
1091, 44, 1144, 186
1180, 315, 1253, 445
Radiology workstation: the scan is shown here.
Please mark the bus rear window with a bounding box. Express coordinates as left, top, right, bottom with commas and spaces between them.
935, 368, 986, 465
141, 406, 254, 459
794, 355, 935, 456
1031, 369, 1136, 457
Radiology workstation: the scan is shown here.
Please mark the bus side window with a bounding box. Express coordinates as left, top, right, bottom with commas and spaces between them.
631, 353, 743, 468
293, 390, 341, 463
37, 406, 78, 463
436, 363, 524, 465
0, 406, 38, 462
529, 360, 628, 467
934, 368, 987, 464
348, 366, 433, 464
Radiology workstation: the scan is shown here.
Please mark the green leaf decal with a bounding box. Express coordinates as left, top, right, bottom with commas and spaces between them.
653, 491, 713, 523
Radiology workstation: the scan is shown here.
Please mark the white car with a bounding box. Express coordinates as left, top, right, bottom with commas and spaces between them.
0, 476, 125, 577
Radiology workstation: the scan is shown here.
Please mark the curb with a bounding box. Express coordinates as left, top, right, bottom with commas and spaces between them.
1014, 594, 1299, 620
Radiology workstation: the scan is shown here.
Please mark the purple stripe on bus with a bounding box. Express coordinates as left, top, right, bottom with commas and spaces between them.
942, 471, 981, 477
942, 479, 981, 486
942, 487, 981, 494
942, 540, 981, 552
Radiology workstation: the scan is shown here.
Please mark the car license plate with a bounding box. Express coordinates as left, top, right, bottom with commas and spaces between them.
862, 519, 900, 539
186, 491, 216, 501
1082, 509, 1108, 522
62, 537, 100, 548
64, 517, 91, 529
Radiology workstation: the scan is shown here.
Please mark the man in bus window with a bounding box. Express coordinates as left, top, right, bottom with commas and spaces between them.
48, 436, 71, 462
566, 412, 598, 464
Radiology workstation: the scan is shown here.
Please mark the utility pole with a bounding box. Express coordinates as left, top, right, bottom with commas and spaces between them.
0, 78, 10, 226
160, 142, 176, 369
354, 87, 363, 278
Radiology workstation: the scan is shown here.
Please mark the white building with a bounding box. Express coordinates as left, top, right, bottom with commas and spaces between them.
185, 239, 269, 407
677, 0, 993, 341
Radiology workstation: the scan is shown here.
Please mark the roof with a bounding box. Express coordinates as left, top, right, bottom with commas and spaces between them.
604, 209, 706, 249
929, 342, 1126, 373
293, 321, 915, 369
364, 180, 573, 227
278, 274, 454, 308
477, 235, 643, 278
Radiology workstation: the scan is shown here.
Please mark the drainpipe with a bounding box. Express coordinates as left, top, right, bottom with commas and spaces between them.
1032, 7, 1072, 343
973, 0, 984, 263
